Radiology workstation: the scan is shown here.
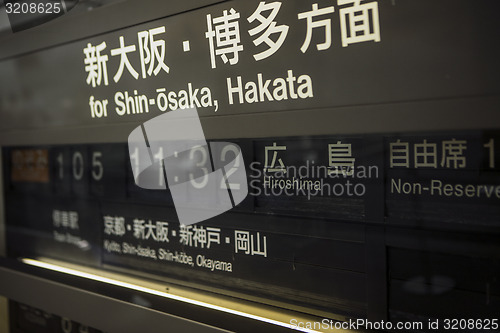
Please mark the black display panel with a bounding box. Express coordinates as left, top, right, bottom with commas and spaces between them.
3, 130, 500, 322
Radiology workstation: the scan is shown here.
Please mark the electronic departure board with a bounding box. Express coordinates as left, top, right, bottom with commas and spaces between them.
0, 0, 499, 332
